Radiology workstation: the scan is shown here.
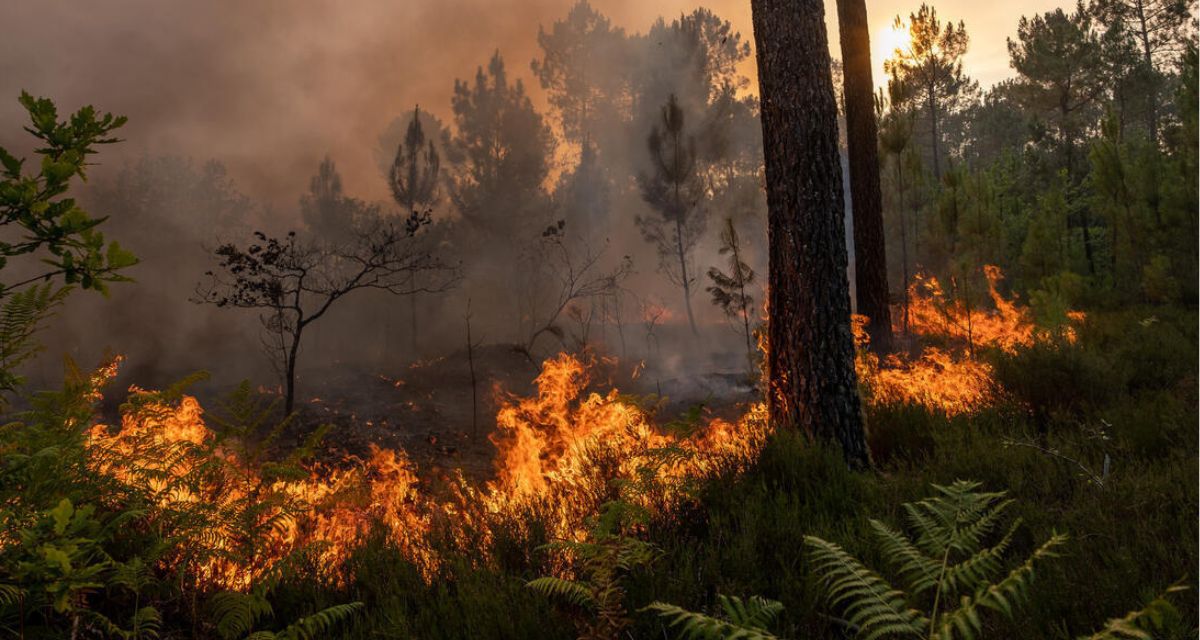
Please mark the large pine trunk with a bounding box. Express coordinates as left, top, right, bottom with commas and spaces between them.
837, 0, 893, 354
751, 0, 871, 468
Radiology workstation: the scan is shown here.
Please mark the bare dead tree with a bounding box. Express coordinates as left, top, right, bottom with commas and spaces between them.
525, 220, 632, 353
195, 210, 459, 415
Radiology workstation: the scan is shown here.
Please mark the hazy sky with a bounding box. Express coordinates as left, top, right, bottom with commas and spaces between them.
0, 0, 1067, 208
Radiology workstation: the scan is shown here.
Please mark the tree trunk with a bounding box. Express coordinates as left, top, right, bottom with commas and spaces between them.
285, 330, 301, 416
675, 218, 699, 335
837, 0, 893, 354
751, 0, 871, 469
897, 156, 911, 336
928, 83, 942, 180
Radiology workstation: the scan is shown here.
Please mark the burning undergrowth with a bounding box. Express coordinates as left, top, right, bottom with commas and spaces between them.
859, 265, 1085, 415
78, 266, 1077, 590
84, 352, 769, 590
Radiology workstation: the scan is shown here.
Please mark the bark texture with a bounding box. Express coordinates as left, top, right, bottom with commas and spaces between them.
751, 0, 871, 468
837, 0, 893, 354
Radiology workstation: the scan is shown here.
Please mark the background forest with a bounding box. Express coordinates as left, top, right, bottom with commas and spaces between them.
0, 0, 1196, 638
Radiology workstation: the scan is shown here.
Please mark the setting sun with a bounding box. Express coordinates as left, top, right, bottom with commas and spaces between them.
873, 20, 912, 87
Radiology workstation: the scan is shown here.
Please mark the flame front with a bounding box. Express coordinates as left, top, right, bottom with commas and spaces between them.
79, 266, 1075, 588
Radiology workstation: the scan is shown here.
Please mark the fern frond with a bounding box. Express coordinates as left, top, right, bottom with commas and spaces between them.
645, 598, 781, 640
274, 602, 363, 640
1077, 585, 1187, 640
905, 481, 1009, 559
0, 283, 71, 392
210, 590, 274, 640
940, 519, 1020, 596
0, 583, 23, 605
870, 519, 940, 595
719, 595, 784, 631
527, 577, 596, 609
935, 533, 1068, 638
805, 535, 928, 639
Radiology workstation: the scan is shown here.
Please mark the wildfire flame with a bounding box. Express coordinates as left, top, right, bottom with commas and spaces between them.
76, 266, 1074, 588
84, 353, 767, 589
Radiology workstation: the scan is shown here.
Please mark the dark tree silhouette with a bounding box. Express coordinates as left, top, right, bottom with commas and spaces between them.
837, 0, 893, 354
750, 0, 870, 468
637, 94, 706, 336
301, 156, 364, 240
389, 105, 441, 356
530, 0, 627, 150
196, 212, 458, 416
448, 50, 556, 337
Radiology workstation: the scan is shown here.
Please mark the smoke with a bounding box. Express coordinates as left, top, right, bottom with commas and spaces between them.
0, 0, 758, 207
0, 0, 795, 399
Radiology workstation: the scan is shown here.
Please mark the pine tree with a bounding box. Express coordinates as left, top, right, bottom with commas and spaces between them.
884, 4, 975, 180
1091, 0, 1195, 144
388, 106, 441, 357
636, 94, 706, 337
836, 0, 894, 354
1009, 6, 1108, 273
750, 0, 870, 468
707, 218, 757, 378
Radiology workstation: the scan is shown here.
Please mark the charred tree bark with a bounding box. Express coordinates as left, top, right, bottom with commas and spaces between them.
751, 0, 871, 469
837, 0, 893, 354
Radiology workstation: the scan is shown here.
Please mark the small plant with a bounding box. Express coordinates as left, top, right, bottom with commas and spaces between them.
707, 217, 758, 379
527, 501, 660, 640
805, 479, 1066, 639
644, 594, 783, 640
210, 589, 363, 640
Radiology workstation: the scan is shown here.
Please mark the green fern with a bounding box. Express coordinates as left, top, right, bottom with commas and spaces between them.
805, 535, 928, 639
527, 500, 660, 640
806, 480, 1068, 640
645, 594, 783, 640
1077, 585, 1187, 639
528, 576, 597, 609
211, 590, 362, 640
0, 283, 71, 394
